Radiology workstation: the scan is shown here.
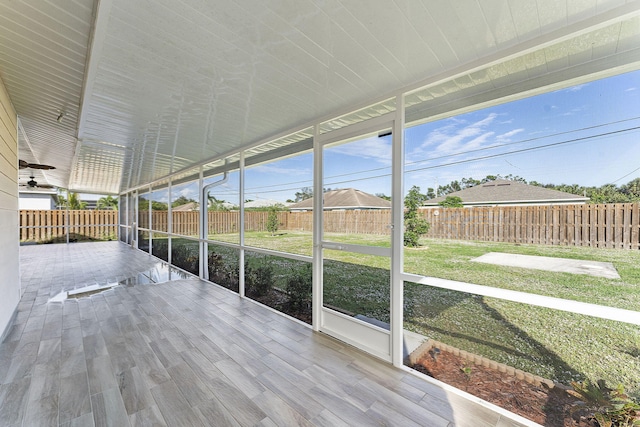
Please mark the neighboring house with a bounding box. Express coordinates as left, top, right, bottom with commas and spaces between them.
18, 191, 58, 210
423, 180, 589, 207
288, 188, 391, 211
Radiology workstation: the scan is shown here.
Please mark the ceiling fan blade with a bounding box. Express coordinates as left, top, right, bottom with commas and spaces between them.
37, 184, 55, 189
18, 159, 56, 170
29, 163, 56, 170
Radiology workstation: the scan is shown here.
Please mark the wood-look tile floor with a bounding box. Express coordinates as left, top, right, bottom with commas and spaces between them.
1, 242, 534, 426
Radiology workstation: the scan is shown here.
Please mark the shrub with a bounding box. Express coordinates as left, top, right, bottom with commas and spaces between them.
245, 264, 274, 297
286, 264, 312, 313
570, 380, 640, 426
438, 195, 464, 207
152, 239, 169, 260
404, 186, 430, 247
208, 252, 239, 291
266, 207, 279, 236
171, 244, 198, 274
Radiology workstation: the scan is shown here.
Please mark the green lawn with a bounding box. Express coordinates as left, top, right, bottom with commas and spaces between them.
213, 231, 640, 393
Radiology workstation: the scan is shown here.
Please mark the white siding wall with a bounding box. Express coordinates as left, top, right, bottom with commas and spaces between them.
0, 76, 20, 338
19, 193, 56, 210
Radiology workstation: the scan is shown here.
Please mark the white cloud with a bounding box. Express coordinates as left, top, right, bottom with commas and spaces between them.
564, 83, 588, 92
329, 135, 392, 165
465, 132, 495, 150
405, 113, 527, 172
496, 128, 524, 142
252, 164, 310, 176
176, 185, 198, 201
420, 113, 499, 156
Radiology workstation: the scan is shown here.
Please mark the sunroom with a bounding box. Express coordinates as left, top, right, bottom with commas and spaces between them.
2, 1, 640, 426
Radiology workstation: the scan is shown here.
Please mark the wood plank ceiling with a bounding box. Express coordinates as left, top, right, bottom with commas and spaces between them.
1, 0, 639, 194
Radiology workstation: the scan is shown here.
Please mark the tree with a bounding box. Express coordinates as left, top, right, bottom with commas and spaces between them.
620, 177, 640, 200
461, 177, 481, 188
151, 200, 168, 210
140, 197, 168, 210
375, 193, 391, 201
294, 187, 313, 202
208, 195, 230, 211
437, 180, 462, 197
529, 178, 640, 204
58, 190, 87, 209
266, 206, 279, 236
97, 195, 118, 210
172, 195, 196, 208
438, 195, 463, 208
404, 186, 430, 247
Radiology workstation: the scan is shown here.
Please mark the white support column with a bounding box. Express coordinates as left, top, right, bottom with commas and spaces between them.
198, 168, 205, 279
391, 94, 405, 367
147, 186, 152, 254
132, 191, 138, 249
239, 152, 246, 298
312, 124, 323, 331
167, 182, 172, 265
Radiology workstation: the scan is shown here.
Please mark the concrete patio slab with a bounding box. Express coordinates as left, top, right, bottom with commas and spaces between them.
471, 252, 620, 279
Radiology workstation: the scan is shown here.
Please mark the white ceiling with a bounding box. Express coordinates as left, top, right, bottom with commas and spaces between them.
1, 0, 639, 194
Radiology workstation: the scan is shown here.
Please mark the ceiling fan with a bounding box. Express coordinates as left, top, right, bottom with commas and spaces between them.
19, 159, 56, 170
20, 176, 55, 189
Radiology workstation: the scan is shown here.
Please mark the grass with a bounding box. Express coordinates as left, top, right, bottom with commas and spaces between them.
404, 238, 640, 311
206, 230, 640, 394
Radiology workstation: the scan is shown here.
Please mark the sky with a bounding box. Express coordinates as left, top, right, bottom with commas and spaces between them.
154, 69, 640, 204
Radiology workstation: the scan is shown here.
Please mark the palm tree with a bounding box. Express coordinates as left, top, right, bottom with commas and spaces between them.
97, 195, 118, 210
58, 190, 87, 209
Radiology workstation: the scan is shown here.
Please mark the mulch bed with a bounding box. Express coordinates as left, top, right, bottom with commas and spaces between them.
411, 348, 598, 426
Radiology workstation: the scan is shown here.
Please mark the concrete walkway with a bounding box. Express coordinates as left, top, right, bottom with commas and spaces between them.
472, 252, 620, 279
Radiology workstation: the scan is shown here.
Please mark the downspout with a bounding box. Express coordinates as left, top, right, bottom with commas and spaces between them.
201, 170, 228, 281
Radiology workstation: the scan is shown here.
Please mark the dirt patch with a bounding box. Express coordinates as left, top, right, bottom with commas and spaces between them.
411, 347, 596, 426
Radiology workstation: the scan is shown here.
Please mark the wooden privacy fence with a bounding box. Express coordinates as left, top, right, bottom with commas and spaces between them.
290, 204, 640, 249
143, 204, 640, 249
19, 210, 118, 242
26, 203, 640, 249
144, 211, 388, 235
423, 203, 640, 249
142, 211, 242, 235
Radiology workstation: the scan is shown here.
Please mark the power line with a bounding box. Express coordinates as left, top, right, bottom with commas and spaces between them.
242, 117, 640, 194
225, 119, 640, 197
405, 126, 640, 175
260, 126, 637, 190
612, 166, 640, 184
405, 116, 640, 167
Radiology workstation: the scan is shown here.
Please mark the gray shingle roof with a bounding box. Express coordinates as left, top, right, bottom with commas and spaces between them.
424, 180, 589, 206
288, 188, 391, 210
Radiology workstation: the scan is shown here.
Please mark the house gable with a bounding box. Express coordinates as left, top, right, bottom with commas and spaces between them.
424, 180, 589, 207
